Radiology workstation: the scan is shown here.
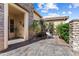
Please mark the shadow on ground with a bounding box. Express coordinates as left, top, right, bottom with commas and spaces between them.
0, 37, 46, 53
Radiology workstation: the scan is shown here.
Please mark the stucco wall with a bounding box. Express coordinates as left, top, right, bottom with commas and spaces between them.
8, 4, 25, 39
17, 3, 34, 26
53, 21, 64, 28
16, 15, 24, 38
0, 4, 4, 51
9, 15, 24, 39
33, 12, 41, 20
17, 3, 34, 40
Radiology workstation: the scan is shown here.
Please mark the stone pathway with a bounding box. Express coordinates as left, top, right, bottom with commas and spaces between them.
0, 36, 74, 56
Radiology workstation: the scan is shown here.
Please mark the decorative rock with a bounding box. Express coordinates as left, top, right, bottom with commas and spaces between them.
69, 20, 79, 52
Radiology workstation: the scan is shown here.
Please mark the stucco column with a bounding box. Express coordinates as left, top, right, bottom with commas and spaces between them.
24, 12, 29, 40
4, 4, 8, 50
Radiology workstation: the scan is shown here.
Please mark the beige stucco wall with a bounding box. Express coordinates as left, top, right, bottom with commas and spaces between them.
17, 3, 34, 40
53, 21, 64, 28
8, 3, 30, 39
33, 12, 41, 20
16, 15, 24, 38
48, 20, 64, 28
9, 13, 25, 39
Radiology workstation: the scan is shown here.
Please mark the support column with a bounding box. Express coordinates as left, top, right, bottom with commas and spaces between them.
4, 4, 8, 50
24, 12, 29, 40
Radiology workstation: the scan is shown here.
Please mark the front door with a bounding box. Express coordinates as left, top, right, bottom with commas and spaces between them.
8, 18, 15, 39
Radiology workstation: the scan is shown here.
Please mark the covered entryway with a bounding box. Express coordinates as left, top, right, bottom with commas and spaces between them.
2, 3, 29, 50
8, 4, 29, 44
8, 4, 25, 39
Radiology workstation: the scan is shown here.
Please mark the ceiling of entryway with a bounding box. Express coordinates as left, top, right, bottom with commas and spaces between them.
8, 4, 24, 16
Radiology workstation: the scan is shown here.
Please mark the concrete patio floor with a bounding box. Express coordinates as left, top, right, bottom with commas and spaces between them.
0, 36, 74, 56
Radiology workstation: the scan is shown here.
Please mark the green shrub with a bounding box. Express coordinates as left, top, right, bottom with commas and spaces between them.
31, 20, 41, 33
56, 23, 69, 43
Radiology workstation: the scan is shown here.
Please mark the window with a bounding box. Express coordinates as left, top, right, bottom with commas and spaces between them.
10, 19, 14, 32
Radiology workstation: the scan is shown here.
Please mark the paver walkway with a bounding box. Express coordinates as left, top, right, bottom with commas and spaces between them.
0, 36, 74, 56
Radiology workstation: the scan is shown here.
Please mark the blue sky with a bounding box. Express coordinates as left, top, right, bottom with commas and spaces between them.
34, 3, 79, 21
